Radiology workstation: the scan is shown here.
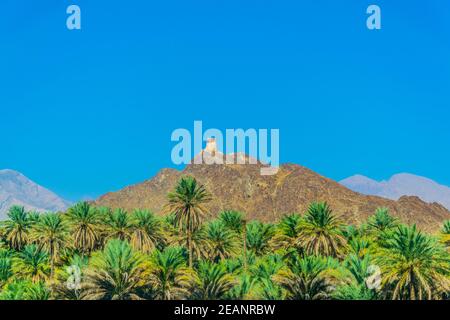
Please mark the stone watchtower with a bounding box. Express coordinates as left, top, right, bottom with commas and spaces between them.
205, 138, 217, 157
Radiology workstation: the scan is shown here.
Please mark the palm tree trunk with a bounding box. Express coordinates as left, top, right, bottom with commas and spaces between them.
50, 259, 55, 279
243, 220, 247, 272
188, 229, 193, 268
50, 242, 55, 280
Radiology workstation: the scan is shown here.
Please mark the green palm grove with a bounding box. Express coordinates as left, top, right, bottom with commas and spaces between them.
0, 175, 449, 300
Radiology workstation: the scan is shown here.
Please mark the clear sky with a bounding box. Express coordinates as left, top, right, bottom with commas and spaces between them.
1, 1, 449, 201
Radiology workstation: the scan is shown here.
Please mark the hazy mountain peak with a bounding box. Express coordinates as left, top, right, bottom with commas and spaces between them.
0, 169, 23, 178
340, 174, 385, 195
341, 174, 378, 184
388, 173, 437, 186
0, 169, 71, 220
340, 173, 450, 210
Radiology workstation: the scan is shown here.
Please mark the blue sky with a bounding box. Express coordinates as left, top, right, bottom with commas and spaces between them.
1, 1, 449, 201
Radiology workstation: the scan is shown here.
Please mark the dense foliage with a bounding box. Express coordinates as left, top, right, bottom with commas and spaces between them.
0, 176, 449, 300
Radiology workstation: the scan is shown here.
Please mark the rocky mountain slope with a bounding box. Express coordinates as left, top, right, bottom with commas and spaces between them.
340, 173, 450, 210
0, 169, 70, 220
95, 162, 450, 232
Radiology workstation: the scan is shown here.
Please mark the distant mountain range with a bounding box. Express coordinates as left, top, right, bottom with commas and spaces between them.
95, 156, 450, 231
340, 173, 450, 211
0, 169, 71, 220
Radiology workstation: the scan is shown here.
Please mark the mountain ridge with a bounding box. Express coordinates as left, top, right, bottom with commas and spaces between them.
0, 169, 71, 219
95, 162, 450, 232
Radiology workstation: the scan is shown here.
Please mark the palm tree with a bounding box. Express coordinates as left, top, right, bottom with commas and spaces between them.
66, 202, 101, 255
2, 206, 32, 250
23, 281, 50, 300
295, 202, 346, 257
347, 237, 371, 258
270, 213, 302, 252
53, 254, 89, 300
165, 176, 211, 267
342, 225, 362, 241
187, 261, 237, 300
218, 211, 247, 269
441, 220, 450, 248
246, 221, 275, 256
0, 248, 13, 287
147, 246, 190, 300
442, 220, 450, 234
344, 253, 373, 285
28, 211, 41, 224
223, 257, 243, 274
254, 278, 285, 300
375, 225, 450, 300
249, 254, 285, 300
82, 239, 148, 300
32, 213, 68, 279
273, 255, 339, 300
338, 253, 379, 300
278, 214, 302, 239
104, 208, 132, 242
0, 280, 28, 300
204, 221, 239, 262
332, 282, 376, 300
250, 254, 284, 281
218, 210, 245, 234
130, 209, 165, 253
170, 226, 209, 262
12, 244, 51, 283
0, 280, 49, 300
227, 274, 257, 300
367, 207, 398, 233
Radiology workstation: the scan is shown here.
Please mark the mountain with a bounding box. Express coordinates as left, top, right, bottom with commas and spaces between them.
340, 173, 450, 210
95, 161, 450, 232
0, 169, 71, 220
